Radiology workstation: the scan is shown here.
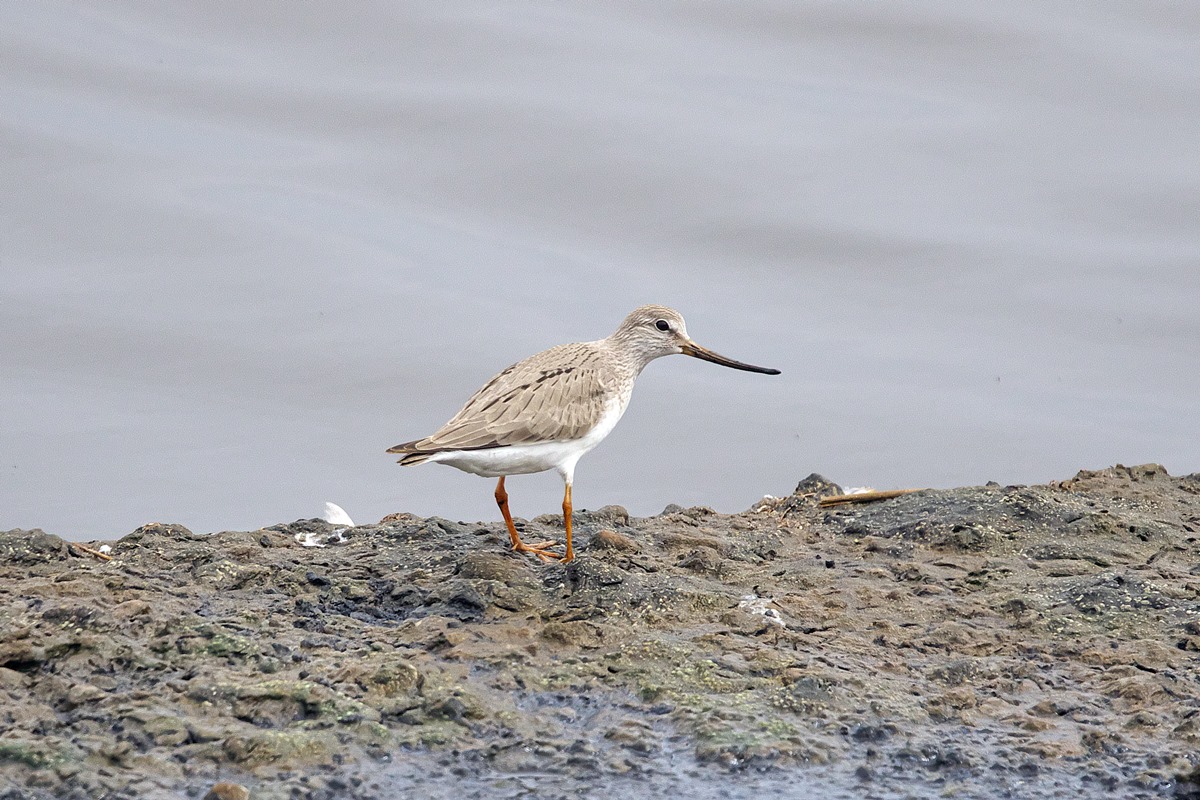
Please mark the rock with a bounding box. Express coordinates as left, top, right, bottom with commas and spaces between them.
378, 512, 420, 524
110, 599, 152, 620
589, 529, 638, 551
791, 473, 843, 500
0, 667, 28, 690
580, 505, 631, 527
143, 715, 190, 747
456, 551, 537, 585
0, 529, 70, 565
541, 620, 603, 647
202, 781, 250, 800
332, 656, 423, 701
676, 547, 723, 575
564, 557, 627, 591
117, 522, 196, 544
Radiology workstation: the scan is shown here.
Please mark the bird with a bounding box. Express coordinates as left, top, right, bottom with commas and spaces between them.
388, 305, 780, 563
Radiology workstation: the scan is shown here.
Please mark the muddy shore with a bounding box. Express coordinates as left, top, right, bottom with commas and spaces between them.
2, 464, 1199, 799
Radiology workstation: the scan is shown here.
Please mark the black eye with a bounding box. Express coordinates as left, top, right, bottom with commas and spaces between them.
655, 319, 670, 332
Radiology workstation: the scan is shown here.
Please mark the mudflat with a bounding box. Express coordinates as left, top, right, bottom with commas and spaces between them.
2, 464, 1198, 799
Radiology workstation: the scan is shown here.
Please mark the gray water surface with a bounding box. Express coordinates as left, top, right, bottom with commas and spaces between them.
2, 2, 1198, 539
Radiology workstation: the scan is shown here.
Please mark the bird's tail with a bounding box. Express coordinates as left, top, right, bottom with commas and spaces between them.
387, 440, 435, 466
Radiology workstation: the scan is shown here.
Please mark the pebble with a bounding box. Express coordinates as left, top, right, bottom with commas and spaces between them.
202, 782, 250, 800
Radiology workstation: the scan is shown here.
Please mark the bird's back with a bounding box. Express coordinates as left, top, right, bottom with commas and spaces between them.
389, 340, 632, 459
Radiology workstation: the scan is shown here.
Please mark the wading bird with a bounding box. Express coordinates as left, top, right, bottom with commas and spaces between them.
388, 305, 780, 563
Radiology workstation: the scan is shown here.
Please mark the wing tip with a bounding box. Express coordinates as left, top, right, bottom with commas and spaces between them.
388, 440, 437, 466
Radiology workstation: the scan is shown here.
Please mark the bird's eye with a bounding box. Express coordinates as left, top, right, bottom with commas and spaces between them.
655, 319, 670, 332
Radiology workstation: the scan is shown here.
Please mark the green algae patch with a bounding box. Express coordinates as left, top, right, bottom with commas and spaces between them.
668, 658, 755, 694
222, 730, 339, 767
187, 679, 381, 729
205, 632, 257, 658
390, 720, 465, 749
175, 624, 260, 658
331, 656, 424, 701
0, 738, 67, 770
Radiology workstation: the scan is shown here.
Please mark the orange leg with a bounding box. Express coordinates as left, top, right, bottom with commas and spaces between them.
494, 477, 562, 562
561, 482, 575, 563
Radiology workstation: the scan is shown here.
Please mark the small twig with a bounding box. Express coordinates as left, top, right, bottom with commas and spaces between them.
818, 489, 925, 507
70, 543, 114, 561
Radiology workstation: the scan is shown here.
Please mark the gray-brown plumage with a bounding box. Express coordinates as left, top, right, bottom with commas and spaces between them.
387, 305, 780, 563
390, 341, 628, 464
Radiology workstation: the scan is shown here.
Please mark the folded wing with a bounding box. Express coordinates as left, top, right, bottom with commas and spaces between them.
388, 342, 614, 457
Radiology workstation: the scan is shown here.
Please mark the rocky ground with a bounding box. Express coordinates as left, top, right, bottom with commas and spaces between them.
2, 464, 1200, 799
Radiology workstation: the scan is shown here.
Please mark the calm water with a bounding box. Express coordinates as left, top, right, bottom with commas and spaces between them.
3, 2, 1199, 539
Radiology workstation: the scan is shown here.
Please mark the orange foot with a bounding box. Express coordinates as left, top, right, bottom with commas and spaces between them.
513, 540, 564, 563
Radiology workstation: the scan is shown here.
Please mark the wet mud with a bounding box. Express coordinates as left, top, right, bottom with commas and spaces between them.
2, 464, 1199, 799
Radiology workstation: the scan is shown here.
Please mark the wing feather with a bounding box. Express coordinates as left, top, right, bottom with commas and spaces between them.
388, 342, 621, 455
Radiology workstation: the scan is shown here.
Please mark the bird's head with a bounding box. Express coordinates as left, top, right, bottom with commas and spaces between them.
610, 305, 781, 375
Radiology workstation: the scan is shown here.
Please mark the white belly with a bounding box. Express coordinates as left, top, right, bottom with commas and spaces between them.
427, 396, 627, 482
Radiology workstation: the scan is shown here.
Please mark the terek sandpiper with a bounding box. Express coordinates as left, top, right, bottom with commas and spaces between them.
388, 305, 779, 563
